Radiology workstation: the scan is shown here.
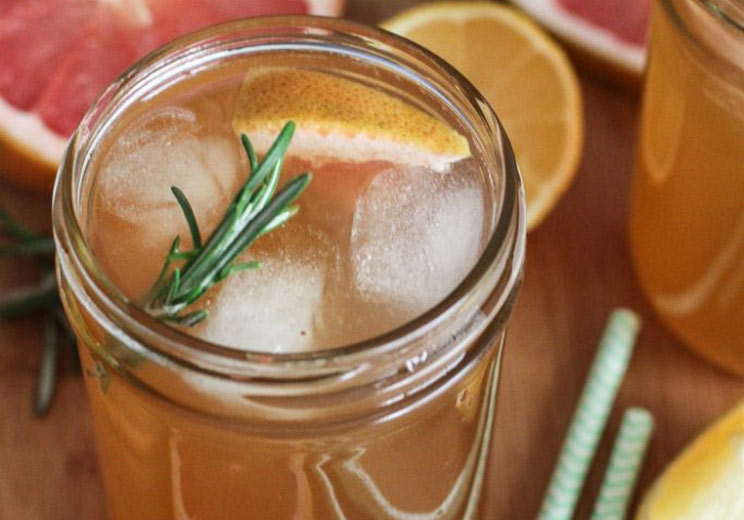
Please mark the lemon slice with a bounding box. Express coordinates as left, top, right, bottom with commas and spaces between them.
382, 1, 584, 230
637, 399, 744, 520
232, 68, 470, 169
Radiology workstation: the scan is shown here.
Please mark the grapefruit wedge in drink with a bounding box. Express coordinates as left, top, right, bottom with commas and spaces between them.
0, 0, 344, 191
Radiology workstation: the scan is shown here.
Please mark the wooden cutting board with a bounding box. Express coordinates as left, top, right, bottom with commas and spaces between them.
1, 1, 743, 518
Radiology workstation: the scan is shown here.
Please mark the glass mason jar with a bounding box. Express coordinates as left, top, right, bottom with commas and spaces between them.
630, 0, 744, 376
53, 16, 526, 520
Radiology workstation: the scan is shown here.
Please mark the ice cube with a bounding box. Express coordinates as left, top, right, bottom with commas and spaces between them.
350, 161, 484, 318
195, 221, 335, 353
92, 106, 245, 298
98, 106, 242, 223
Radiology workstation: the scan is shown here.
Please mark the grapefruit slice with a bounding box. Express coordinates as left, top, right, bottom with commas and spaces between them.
511, 0, 648, 80
232, 68, 470, 168
0, 0, 345, 192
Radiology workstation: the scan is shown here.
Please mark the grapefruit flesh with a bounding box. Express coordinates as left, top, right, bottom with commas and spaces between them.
511, 0, 649, 78
0, 0, 344, 191
558, 0, 649, 46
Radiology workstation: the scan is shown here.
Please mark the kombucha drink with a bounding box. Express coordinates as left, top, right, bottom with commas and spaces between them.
53, 18, 525, 520
630, 0, 744, 375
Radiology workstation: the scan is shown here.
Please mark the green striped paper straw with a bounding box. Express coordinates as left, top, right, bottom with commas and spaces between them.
537, 309, 641, 520
590, 407, 654, 520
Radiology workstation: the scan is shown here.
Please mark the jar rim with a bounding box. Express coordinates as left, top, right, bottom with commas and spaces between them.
53, 15, 526, 381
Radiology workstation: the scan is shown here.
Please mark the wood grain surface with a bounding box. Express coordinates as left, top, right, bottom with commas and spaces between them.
1, 1, 743, 519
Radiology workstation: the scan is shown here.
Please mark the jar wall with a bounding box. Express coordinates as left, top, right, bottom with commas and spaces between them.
76, 334, 503, 519
53, 16, 525, 519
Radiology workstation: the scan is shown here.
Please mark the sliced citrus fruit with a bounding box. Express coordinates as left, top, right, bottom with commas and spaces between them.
636, 399, 744, 520
512, 0, 648, 80
232, 68, 470, 168
0, 0, 345, 192
382, 2, 583, 230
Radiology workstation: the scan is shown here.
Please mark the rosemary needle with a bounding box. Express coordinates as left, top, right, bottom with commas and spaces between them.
34, 312, 60, 416
0, 237, 55, 256
0, 271, 59, 319
0, 209, 38, 241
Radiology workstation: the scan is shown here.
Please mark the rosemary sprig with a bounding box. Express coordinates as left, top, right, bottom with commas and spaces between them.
0, 210, 72, 416
144, 121, 311, 326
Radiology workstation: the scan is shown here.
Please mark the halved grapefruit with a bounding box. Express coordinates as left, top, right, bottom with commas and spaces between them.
511, 0, 648, 81
0, 0, 345, 192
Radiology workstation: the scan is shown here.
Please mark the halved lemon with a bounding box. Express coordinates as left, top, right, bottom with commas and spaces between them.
636, 399, 744, 520
382, 1, 584, 230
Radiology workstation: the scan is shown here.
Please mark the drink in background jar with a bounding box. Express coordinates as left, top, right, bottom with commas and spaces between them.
630, 0, 744, 375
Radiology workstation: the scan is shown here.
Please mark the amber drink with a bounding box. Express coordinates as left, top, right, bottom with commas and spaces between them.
630, 0, 744, 375
53, 17, 525, 519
